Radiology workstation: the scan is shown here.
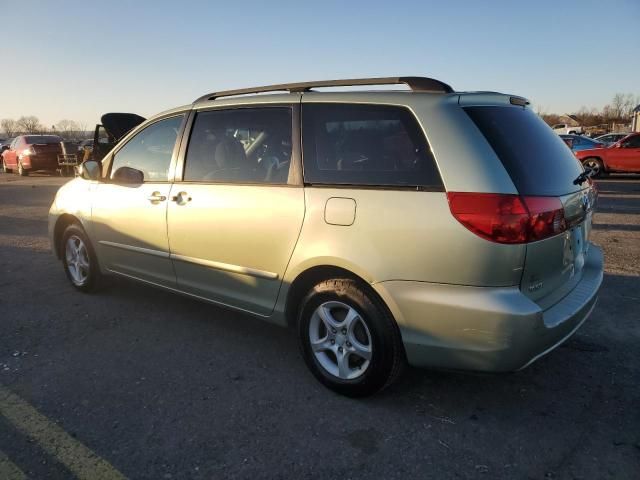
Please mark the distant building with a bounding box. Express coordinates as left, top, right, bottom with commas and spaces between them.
633, 105, 640, 133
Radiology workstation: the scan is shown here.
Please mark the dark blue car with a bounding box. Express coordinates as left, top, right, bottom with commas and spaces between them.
560, 134, 604, 152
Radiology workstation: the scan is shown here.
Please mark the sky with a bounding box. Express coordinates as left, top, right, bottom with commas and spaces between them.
1, 0, 639, 127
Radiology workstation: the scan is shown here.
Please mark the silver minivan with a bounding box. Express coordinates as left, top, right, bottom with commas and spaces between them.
49, 77, 603, 396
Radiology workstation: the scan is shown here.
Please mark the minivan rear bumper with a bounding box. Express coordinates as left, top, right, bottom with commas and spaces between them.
373, 244, 603, 372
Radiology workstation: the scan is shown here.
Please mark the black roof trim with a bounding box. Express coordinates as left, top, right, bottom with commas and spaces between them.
194, 76, 454, 103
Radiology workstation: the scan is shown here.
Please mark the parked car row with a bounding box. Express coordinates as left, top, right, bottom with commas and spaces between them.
557, 130, 640, 177
0, 135, 108, 176
575, 132, 640, 177
2, 115, 147, 177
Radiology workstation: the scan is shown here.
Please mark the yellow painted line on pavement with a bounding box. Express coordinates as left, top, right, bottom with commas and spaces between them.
0, 386, 126, 480
0, 450, 27, 480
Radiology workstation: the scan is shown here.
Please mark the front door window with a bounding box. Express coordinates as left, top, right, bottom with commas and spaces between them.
110, 116, 183, 181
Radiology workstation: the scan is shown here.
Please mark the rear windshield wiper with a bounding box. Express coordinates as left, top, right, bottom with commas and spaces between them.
573, 170, 591, 186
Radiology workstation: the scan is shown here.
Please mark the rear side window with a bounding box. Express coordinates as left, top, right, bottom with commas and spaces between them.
465, 106, 584, 196
183, 107, 292, 184
622, 135, 640, 148
302, 104, 442, 189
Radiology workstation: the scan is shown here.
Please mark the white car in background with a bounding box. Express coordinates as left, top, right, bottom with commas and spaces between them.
552, 123, 584, 135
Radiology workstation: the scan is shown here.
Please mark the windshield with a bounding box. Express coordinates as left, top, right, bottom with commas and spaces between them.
465, 106, 584, 196
25, 135, 62, 144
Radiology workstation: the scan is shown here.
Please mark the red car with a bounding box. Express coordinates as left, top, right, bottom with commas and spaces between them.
1, 134, 63, 176
575, 132, 640, 177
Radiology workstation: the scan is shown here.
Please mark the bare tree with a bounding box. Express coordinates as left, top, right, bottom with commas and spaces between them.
610, 93, 625, 119
55, 119, 79, 139
16, 116, 42, 134
76, 122, 89, 140
622, 93, 639, 118
539, 92, 638, 129
1, 118, 18, 137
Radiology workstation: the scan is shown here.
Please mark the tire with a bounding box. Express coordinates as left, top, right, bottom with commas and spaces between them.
17, 162, 28, 176
583, 157, 605, 178
1, 159, 11, 173
297, 278, 405, 397
61, 223, 102, 292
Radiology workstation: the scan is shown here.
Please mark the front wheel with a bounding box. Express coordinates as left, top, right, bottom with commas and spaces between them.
297, 278, 405, 397
17, 162, 28, 176
583, 157, 605, 178
61, 224, 101, 292
1, 159, 11, 173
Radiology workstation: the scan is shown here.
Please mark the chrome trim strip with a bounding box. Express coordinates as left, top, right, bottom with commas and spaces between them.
98, 240, 170, 259
170, 253, 279, 280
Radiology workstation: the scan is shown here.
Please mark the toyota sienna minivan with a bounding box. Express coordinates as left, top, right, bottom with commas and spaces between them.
49, 77, 603, 396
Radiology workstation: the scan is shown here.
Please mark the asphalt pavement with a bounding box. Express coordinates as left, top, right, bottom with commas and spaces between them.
0, 172, 638, 479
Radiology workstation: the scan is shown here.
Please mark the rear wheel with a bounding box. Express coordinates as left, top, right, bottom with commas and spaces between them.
583, 157, 605, 178
61, 224, 101, 292
17, 162, 28, 176
297, 278, 405, 397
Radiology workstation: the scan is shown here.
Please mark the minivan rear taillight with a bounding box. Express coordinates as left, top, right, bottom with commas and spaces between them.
447, 192, 566, 244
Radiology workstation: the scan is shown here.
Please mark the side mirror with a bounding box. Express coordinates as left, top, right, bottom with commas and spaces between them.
112, 166, 144, 185
80, 160, 101, 181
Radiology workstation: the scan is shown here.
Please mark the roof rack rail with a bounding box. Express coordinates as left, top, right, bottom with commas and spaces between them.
193, 76, 454, 103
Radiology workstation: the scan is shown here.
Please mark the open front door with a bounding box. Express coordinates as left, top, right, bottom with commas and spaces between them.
91, 113, 146, 162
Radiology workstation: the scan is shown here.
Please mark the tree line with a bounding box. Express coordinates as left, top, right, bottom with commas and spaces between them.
538, 93, 639, 128
3, 93, 638, 141
1, 117, 90, 141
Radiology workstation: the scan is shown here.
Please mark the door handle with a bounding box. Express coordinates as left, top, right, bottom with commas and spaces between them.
146, 192, 167, 203
171, 191, 192, 205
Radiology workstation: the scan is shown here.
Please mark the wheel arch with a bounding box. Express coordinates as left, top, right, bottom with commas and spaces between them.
283, 264, 394, 329
53, 214, 83, 259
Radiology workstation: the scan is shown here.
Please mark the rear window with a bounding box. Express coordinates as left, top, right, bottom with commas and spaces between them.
25, 135, 62, 144
464, 106, 584, 196
302, 104, 443, 189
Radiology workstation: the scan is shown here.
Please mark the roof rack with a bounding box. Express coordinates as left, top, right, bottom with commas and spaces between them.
193, 76, 454, 103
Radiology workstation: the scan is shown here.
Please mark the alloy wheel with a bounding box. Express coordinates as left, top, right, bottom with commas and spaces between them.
585, 159, 601, 176
308, 301, 373, 380
65, 235, 90, 286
